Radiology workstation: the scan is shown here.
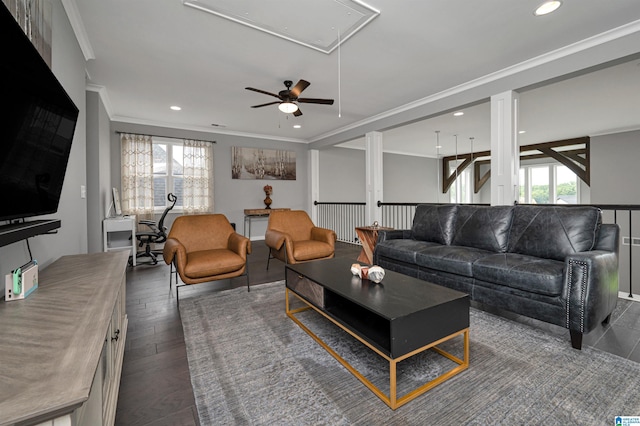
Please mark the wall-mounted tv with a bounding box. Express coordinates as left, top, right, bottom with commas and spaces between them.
0, 3, 79, 222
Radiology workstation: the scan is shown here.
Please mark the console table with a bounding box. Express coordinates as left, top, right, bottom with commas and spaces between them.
243, 208, 290, 238
0, 251, 129, 426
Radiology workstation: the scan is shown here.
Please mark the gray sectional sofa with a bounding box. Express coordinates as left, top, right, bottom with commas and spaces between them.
373, 204, 620, 349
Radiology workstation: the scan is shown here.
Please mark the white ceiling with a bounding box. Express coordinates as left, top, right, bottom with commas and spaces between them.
73, 0, 640, 156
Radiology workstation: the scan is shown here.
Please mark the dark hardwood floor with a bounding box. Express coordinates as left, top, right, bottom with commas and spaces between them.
115, 241, 640, 425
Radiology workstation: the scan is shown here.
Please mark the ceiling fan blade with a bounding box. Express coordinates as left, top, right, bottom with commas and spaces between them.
290, 80, 310, 98
293, 108, 303, 117
298, 98, 334, 105
245, 87, 281, 99
251, 101, 281, 108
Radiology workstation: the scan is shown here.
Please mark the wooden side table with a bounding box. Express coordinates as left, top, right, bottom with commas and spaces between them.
355, 225, 393, 265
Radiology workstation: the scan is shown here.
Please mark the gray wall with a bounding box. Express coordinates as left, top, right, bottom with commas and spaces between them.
591, 129, 640, 295
383, 153, 439, 203
107, 122, 309, 240
86, 91, 112, 253
318, 147, 365, 202
318, 147, 443, 203
591, 130, 640, 204
0, 0, 87, 277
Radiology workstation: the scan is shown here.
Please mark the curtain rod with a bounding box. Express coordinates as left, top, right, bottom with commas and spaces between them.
115, 131, 217, 144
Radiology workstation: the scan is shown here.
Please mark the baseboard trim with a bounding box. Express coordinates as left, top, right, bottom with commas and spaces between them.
618, 291, 639, 302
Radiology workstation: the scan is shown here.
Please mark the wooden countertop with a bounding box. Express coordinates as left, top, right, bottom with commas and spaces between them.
0, 251, 128, 426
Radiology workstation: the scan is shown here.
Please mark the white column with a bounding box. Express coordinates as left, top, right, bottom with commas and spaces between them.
309, 149, 320, 223
490, 90, 520, 206
365, 131, 383, 225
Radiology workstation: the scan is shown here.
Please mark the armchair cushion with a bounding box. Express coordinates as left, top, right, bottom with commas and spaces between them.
266, 210, 336, 264
162, 214, 251, 285
185, 249, 246, 278
292, 240, 334, 262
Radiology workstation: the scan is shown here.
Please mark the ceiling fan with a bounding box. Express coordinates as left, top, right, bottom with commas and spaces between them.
245, 79, 334, 116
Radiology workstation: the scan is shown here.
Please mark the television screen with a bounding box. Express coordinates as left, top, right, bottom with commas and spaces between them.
0, 3, 79, 222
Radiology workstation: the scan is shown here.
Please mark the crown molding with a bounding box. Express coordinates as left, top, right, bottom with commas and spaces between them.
61, 0, 95, 61
111, 115, 308, 144
86, 84, 113, 118
310, 19, 640, 145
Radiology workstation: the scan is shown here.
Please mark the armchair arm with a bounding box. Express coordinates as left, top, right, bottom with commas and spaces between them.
265, 229, 288, 251
162, 238, 187, 268
228, 232, 252, 257
310, 227, 337, 246
377, 229, 412, 243
563, 250, 619, 334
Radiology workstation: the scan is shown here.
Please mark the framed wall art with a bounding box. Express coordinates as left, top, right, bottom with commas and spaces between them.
231, 147, 296, 180
3, 0, 52, 67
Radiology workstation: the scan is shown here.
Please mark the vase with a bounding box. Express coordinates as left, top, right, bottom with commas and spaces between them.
264, 195, 272, 209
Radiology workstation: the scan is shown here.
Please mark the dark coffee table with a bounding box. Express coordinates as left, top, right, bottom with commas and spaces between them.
285, 257, 469, 410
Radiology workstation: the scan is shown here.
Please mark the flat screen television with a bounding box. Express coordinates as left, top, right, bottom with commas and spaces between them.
0, 3, 79, 222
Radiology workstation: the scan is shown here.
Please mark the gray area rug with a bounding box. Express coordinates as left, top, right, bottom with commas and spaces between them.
180, 281, 640, 425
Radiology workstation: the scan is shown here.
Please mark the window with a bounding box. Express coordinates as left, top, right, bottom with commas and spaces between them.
121, 134, 213, 216
555, 165, 578, 204
519, 163, 579, 204
153, 139, 184, 210
449, 166, 472, 203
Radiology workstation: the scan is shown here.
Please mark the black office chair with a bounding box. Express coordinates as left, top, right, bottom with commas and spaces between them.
135, 193, 177, 264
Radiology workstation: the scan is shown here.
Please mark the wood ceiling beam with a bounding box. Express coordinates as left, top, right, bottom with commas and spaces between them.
441, 137, 590, 193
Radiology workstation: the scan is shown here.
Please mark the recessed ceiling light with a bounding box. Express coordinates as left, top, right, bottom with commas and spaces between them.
534, 1, 562, 16
170, 105, 182, 111
519, 130, 527, 134
453, 111, 464, 117
435, 145, 443, 149
293, 124, 302, 129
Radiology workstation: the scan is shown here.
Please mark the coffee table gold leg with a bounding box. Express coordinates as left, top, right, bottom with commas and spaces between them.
390, 360, 397, 410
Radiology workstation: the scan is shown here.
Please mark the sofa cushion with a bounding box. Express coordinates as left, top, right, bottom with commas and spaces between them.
411, 204, 457, 245
508, 206, 601, 261
473, 253, 565, 297
450, 205, 514, 253
415, 245, 495, 277
376, 239, 441, 264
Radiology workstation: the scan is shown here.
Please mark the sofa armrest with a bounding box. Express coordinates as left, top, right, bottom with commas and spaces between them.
265, 229, 288, 251
563, 250, 619, 335
311, 227, 337, 246
162, 238, 187, 268
377, 229, 411, 243
228, 232, 252, 257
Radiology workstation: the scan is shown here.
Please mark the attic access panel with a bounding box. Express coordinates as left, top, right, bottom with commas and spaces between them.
182, 0, 380, 54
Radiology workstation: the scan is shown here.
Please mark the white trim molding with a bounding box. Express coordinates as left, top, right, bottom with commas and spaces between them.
61, 0, 95, 61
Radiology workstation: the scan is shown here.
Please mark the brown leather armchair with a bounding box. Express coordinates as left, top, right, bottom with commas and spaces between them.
265, 210, 336, 268
163, 214, 252, 299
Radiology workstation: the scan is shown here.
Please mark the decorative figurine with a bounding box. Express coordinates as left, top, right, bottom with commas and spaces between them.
263, 185, 273, 209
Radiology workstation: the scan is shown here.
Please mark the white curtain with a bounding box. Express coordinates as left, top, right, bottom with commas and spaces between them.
183, 139, 214, 214
120, 133, 154, 220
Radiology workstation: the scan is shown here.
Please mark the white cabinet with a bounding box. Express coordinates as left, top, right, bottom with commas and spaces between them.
103, 215, 136, 266
0, 251, 129, 426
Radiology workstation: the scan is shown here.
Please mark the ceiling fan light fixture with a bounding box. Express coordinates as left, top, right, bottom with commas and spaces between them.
534, 1, 562, 16
278, 102, 299, 113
